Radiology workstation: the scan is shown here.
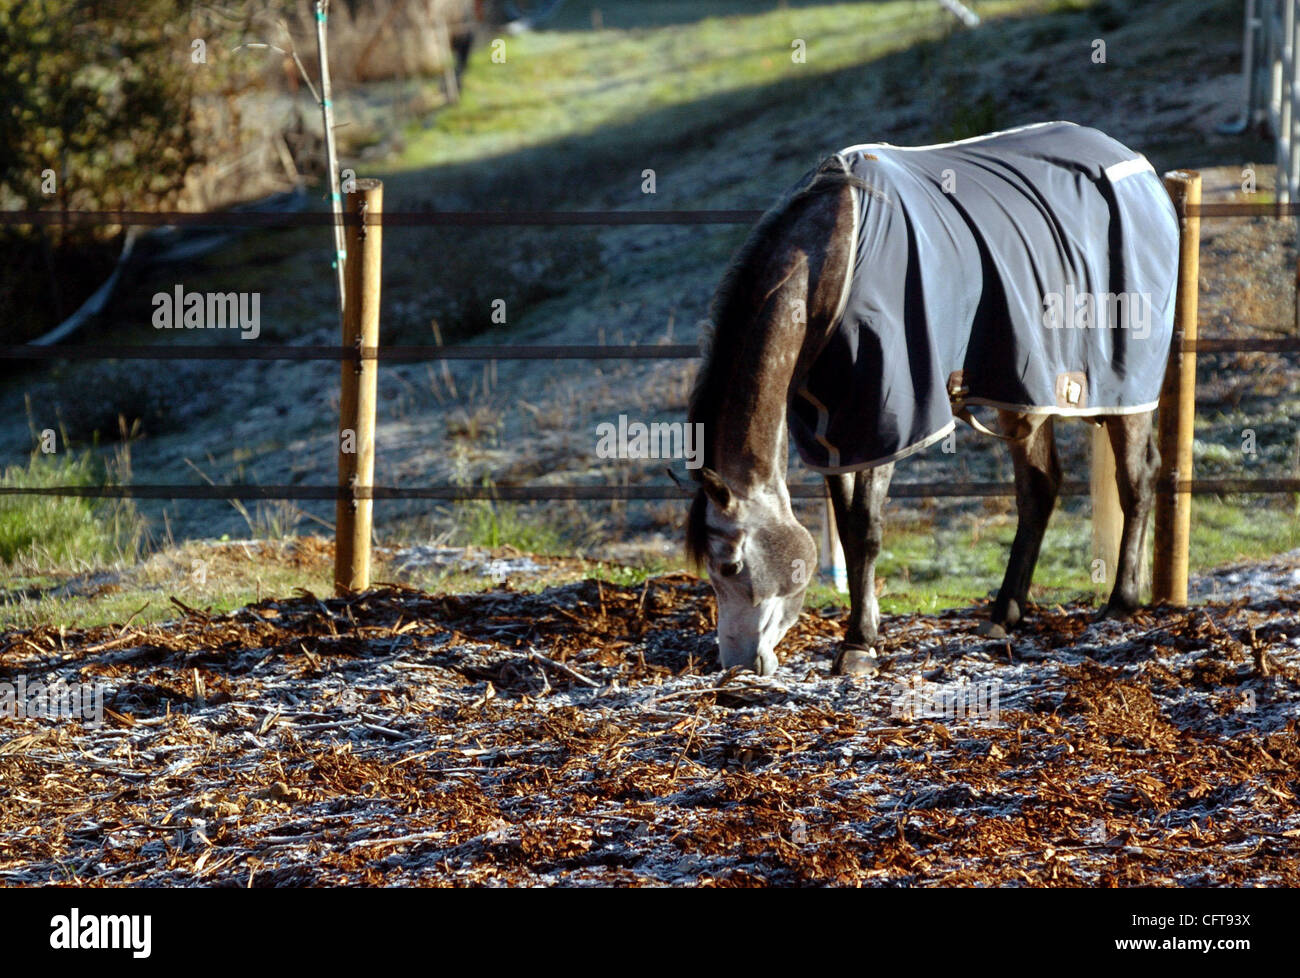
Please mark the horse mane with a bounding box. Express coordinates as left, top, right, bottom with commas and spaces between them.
685, 155, 864, 567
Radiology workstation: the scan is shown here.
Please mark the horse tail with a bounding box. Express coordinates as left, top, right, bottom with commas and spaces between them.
820, 494, 848, 593
1090, 422, 1124, 597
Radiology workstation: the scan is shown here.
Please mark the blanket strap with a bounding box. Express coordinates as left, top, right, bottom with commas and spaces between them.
952, 404, 1021, 441
947, 370, 1032, 442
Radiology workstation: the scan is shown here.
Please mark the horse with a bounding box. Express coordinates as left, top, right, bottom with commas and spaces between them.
684, 122, 1179, 677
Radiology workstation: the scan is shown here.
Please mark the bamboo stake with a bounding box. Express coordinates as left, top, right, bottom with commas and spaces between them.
335, 179, 383, 595
1152, 170, 1202, 606
314, 0, 346, 321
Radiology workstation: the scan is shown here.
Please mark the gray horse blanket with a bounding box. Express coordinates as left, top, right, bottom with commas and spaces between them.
788, 121, 1179, 473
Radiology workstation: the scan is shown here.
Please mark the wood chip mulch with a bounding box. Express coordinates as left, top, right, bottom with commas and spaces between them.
1, 572, 1298, 887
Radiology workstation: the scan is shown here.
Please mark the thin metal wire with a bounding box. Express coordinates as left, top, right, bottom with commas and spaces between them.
1, 479, 1296, 502
0, 209, 766, 228
1, 337, 1297, 361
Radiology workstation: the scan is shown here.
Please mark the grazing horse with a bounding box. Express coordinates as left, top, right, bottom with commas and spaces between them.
685, 122, 1179, 677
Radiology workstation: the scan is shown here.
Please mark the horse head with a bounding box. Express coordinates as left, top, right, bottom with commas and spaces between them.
687, 467, 816, 675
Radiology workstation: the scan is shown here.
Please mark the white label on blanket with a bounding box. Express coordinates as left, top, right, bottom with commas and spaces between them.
1105, 157, 1152, 182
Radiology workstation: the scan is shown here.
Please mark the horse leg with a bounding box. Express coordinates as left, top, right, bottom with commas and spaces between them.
1099, 410, 1160, 617
826, 462, 893, 676
978, 412, 1060, 638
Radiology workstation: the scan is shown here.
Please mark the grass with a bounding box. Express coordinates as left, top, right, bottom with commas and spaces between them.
1190, 495, 1300, 567
389, 0, 1040, 186
402, 7, 853, 168
0, 445, 142, 570
2, 493, 1294, 632
0, 540, 338, 631
401, 0, 1122, 180
455, 497, 570, 553
587, 559, 675, 588
806, 496, 1300, 617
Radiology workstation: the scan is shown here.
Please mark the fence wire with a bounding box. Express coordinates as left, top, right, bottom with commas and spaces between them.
3, 201, 1298, 503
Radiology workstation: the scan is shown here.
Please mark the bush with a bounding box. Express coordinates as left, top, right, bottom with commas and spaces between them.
0, 0, 199, 215
0, 0, 201, 341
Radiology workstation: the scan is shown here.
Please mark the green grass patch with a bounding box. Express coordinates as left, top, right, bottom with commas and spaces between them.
0, 448, 141, 569
679, 489, 1299, 620
0, 557, 335, 632
1189, 495, 1300, 566
394, 1, 971, 176
2, 493, 1294, 633
809, 496, 1300, 617
587, 559, 674, 588
453, 497, 570, 553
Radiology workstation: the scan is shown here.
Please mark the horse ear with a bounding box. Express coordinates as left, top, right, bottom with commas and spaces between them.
699, 467, 734, 512
816, 153, 850, 176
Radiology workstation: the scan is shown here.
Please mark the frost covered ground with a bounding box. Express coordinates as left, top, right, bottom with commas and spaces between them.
1, 551, 1297, 887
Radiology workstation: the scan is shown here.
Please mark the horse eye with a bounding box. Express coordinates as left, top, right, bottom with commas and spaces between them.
719, 560, 742, 578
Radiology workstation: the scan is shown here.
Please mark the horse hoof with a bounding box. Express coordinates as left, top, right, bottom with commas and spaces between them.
977, 620, 1007, 639
833, 644, 879, 678
1095, 602, 1136, 622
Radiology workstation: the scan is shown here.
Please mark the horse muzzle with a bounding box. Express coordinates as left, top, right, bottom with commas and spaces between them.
717, 638, 780, 676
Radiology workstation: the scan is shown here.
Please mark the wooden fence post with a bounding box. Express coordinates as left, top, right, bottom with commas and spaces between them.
1152, 170, 1201, 605
335, 178, 383, 595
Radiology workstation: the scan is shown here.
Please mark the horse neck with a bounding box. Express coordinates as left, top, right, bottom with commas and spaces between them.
710, 305, 806, 498
714, 201, 854, 494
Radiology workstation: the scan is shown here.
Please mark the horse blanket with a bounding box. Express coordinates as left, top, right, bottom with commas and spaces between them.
788, 121, 1179, 473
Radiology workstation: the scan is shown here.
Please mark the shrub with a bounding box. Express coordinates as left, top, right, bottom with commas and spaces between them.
0, 0, 200, 341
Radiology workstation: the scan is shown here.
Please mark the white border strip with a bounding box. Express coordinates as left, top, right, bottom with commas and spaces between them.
838, 120, 1075, 157
1104, 156, 1155, 182
959, 397, 1160, 418
829, 155, 862, 336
